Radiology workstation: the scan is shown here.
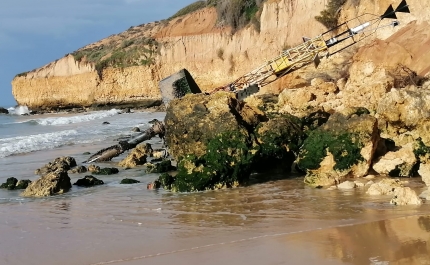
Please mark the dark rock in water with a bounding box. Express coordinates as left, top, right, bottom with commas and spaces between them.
68, 166, 87, 174
157, 173, 175, 190
102, 121, 110, 125
83, 152, 91, 155
123, 108, 131, 113
159, 68, 201, 106
35, 156, 77, 176
21, 170, 72, 197
74, 175, 104, 187
15, 180, 32, 190
0, 177, 18, 190
0, 107, 9, 114
147, 180, 161, 190
93, 167, 119, 175
131, 127, 141, 132
120, 178, 140, 184
145, 159, 175, 174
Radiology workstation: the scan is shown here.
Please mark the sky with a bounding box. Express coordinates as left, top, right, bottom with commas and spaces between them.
0, 0, 196, 108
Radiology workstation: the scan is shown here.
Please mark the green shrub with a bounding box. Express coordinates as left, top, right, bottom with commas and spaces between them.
169, 1, 207, 20
315, 0, 347, 29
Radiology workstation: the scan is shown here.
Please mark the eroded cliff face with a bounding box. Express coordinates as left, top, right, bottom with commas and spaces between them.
11, 0, 430, 110
11, 0, 328, 109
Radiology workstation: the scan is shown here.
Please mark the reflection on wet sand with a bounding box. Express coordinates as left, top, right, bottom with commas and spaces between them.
292, 215, 430, 264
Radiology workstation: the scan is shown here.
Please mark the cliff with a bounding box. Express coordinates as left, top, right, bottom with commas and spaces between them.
11, 0, 430, 110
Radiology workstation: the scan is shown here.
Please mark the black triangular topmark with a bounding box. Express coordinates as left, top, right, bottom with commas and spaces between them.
396, 0, 410, 13
381, 4, 398, 19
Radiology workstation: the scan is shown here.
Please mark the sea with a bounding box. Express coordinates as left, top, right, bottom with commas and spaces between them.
1, 106, 430, 265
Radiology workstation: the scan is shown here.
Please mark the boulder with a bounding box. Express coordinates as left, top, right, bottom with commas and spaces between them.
21, 170, 71, 197
145, 159, 174, 174
87, 164, 100, 173
68, 166, 87, 174
16, 180, 31, 189
337, 181, 356, 190
93, 167, 119, 175
366, 178, 404, 196
252, 114, 304, 173
297, 108, 380, 187
73, 176, 104, 187
118, 143, 152, 168
35, 156, 77, 175
377, 86, 430, 145
372, 143, 417, 177
390, 187, 422, 206
120, 178, 140, 184
0, 177, 18, 190
165, 92, 263, 159
0, 107, 8, 114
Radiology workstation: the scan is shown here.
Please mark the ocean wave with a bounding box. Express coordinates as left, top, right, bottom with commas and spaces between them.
0, 130, 78, 158
35, 109, 121, 126
7, 106, 30, 115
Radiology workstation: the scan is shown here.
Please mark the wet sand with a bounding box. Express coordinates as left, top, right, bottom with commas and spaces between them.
96, 215, 430, 265
2, 176, 430, 265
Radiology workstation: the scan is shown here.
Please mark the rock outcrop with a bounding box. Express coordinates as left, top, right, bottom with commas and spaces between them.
21, 170, 72, 197
118, 143, 152, 168
297, 109, 379, 187
35, 156, 77, 176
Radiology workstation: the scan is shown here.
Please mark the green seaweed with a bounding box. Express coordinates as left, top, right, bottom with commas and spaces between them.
171, 130, 257, 192
93, 167, 119, 175
297, 131, 364, 171
146, 160, 174, 174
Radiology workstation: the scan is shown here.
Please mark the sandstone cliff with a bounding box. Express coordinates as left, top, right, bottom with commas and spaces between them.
11, 0, 430, 110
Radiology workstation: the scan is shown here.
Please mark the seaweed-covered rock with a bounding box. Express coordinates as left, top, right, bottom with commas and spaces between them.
21, 170, 71, 197
15, 180, 31, 189
120, 178, 140, 184
171, 130, 258, 192
157, 173, 175, 190
0, 177, 18, 190
372, 143, 417, 177
35, 156, 77, 175
93, 167, 119, 175
73, 176, 104, 187
118, 143, 152, 168
253, 114, 304, 173
297, 108, 380, 187
164, 92, 264, 160
145, 159, 174, 174
68, 166, 88, 174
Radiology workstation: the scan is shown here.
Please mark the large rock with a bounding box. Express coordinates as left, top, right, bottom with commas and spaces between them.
366, 178, 404, 196
372, 143, 417, 177
390, 187, 422, 206
73, 175, 104, 187
35, 156, 77, 175
377, 86, 430, 146
163, 92, 303, 192
118, 143, 152, 168
297, 108, 380, 187
21, 170, 72, 197
165, 92, 264, 160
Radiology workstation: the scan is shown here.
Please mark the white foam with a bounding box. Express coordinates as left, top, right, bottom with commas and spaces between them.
0, 130, 78, 158
36, 109, 120, 126
7, 105, 30, 115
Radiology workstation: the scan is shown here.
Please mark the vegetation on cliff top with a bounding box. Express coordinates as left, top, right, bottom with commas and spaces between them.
315, 0, 347, 29
169, 0, 266, 31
